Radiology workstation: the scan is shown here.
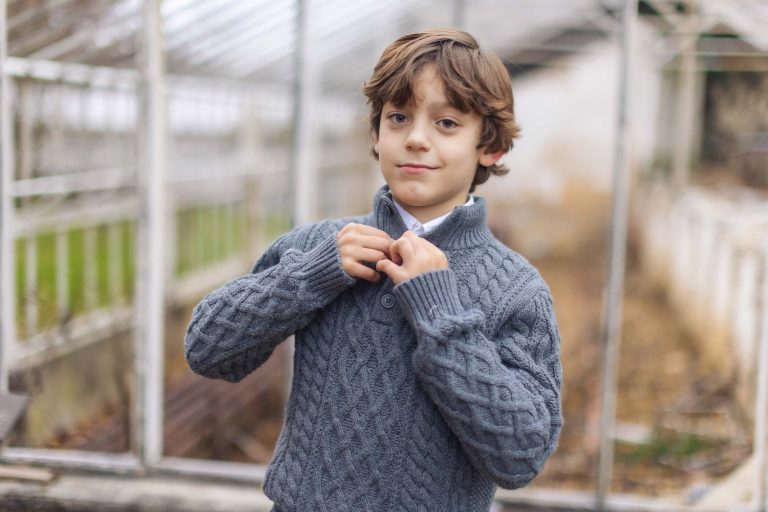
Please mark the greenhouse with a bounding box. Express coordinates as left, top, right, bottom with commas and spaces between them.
1, 0, 768, 510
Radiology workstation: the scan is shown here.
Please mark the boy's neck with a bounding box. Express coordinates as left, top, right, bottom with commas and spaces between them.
392, 196, 471, 225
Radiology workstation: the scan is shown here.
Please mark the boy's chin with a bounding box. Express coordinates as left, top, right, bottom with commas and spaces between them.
388, 189, 430, 209
387, 182, 431, 205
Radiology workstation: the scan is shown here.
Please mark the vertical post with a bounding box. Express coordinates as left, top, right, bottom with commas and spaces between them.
135, 0, 166, 467
213, 204, 221, 261
197, 207, 205, 266
165, 193, 177, 284
672, 0, 698, 189
0, 0, 16, 396
284, 0, 316, 400
24, 237, 37, 337
84, 226, 97, 311
109, 222, 123, 305
19, 81, 33, 337
595, 0, 637, 508
225, 202, 235, 258
292, 0, 317, 226
56, 229, 70, 321
163, 93, 176, 287
754, 249, 768, 512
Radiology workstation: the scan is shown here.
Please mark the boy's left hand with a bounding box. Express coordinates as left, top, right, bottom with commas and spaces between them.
375, 231, 448, 285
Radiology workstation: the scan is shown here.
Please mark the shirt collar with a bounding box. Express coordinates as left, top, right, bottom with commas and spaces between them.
391, 196, 475, 235
371, 185, 490, 250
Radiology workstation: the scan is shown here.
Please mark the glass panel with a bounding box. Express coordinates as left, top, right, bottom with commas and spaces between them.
5, 0, 141, 455
161, 0, 294, 462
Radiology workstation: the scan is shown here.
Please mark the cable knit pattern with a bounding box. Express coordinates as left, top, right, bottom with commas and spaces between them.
184, 186, 563, 512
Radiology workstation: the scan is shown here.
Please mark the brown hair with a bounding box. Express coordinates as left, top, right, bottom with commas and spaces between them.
362, 28, 521, 192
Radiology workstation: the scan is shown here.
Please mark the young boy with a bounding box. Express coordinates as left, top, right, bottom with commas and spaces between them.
185, 28, 562, 512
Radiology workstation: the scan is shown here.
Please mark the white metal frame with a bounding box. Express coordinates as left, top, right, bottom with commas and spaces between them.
755, 242, 768, 511
0, 0, 290, 481
0, 0, 15, 396
134, 0, 167, 467
596, 0, 638, 507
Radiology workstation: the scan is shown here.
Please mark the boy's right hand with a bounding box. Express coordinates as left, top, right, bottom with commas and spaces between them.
336, 223, 393, 282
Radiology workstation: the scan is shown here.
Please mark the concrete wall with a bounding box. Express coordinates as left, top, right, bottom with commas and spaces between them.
635, 181, 768, 422
486, 21, 662, 205
9, 328, 132, 449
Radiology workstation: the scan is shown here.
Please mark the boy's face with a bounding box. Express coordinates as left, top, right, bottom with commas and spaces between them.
373, 64, 502, 223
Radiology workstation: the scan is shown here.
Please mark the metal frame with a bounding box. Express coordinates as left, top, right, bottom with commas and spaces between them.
755, 244, 768, 512
0, 0, 275, 482
596, 0, 637, 507
134, 0, 166, 467
0, 0, 14, 396
671, 0, 700, 189
292, 0, 316, 227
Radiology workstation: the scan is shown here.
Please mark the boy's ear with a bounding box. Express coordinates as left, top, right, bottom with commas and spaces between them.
479, 149, 506, 167
371, 132, 379, 155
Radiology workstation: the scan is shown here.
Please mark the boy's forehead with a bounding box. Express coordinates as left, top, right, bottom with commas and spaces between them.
385, 65, 458, 110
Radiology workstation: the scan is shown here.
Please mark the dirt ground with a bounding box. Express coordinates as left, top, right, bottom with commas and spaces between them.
506, 185, 751, 498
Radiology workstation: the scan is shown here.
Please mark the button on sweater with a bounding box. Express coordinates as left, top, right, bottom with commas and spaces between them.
184, 185, 563, 512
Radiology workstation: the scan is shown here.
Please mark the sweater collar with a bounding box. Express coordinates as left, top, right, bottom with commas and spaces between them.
371, 185, 491, 250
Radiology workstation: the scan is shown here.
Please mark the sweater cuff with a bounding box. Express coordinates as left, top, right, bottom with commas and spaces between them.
393, 269, 464, 325
299, 233, 356, 298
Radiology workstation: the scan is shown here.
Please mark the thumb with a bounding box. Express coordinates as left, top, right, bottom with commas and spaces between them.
376, 258, 406, 283
389, 240, 403, 264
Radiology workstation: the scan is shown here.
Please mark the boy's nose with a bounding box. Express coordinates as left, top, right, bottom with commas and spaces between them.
404, 124, 430, 152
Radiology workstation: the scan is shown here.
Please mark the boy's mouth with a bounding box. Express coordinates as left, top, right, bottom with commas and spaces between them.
398, 163, 437, 174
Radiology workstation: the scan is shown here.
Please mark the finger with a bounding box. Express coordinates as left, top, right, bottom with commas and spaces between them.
342, 223, 392, 241
349, 262, 381, 282
351, 247, 388, 264
394, 235, 417, 262
337, 229, 392, 256
376, 258, 407, 284
358, 225, 393, 241
402, 230, 435, 251
358, 234, 393, 254
405, 232, 441, 253
389, 240, 403, 265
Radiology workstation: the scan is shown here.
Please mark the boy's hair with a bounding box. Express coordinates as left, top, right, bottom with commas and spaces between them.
363, 28, 521, 192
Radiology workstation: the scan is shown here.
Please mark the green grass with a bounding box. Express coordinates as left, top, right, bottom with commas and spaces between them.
68, 229, 85, 316
264, 213, 290, 241
14, 238, 25, 338
36, 232, 57, 330
615, 428, 723, 466
175, 203, 251, 277
13, 202, 267, 338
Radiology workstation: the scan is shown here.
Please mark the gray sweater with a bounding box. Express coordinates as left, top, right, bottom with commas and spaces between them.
184, 186, 563, 512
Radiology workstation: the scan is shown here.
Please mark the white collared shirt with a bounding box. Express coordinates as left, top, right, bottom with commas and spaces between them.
392, 196, 475, 235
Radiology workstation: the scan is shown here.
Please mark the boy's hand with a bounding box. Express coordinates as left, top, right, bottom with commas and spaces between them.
336, 223, 393, 282
376, 231, 448, 285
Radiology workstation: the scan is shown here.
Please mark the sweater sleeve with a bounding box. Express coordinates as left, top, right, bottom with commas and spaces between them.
393, 269, 563, 489
184, 223, 356, 383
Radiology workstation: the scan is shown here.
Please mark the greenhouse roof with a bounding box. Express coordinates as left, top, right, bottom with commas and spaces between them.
6, 0, 768, 90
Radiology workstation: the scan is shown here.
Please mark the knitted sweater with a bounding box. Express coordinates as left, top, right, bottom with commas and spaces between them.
184, 186, 563, 512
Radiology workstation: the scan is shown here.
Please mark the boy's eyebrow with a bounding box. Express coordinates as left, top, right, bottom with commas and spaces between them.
384, 99, 463, 112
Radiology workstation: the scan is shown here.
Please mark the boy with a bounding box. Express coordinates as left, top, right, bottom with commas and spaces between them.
185, 28, 562, 512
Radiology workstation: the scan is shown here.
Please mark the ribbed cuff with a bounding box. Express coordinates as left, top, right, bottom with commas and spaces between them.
299, 233, 356, 299
393, 269, 464, 325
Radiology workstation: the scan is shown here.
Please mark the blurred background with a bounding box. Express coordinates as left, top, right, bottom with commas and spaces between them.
1, 0, 767, 510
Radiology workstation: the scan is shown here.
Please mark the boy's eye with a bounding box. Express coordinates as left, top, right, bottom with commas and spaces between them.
388, 113, 408, 124
438, 119, 457, 129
